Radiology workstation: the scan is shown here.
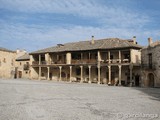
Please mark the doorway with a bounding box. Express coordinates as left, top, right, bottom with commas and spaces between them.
148, 73, 154, 87
135, 75, 140, 86
18, 71, 22, 78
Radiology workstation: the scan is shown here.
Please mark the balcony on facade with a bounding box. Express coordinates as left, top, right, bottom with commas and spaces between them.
141, 63, 156, 70
100, 50, 131, 65
31, 49, 140, 66
71, 52, 97, 65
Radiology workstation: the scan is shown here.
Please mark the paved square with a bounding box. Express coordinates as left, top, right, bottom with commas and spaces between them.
0, 79, 159, 120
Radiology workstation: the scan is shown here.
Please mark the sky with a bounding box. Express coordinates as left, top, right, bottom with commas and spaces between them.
0, 0, 160, 52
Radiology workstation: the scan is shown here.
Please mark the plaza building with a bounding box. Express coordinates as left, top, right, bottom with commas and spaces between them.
141, 38, 160, 87
30, 36, 142, 86
0, 47, 16, 79
15, 53, 30, 79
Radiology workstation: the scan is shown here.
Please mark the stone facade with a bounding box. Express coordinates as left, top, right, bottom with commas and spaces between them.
0, 48, 30, 79
30, 37, 142, 86
2, 37, 160, 88
15, 51, 30, 79
0, 49, 16, 79
141, 38, 160, 87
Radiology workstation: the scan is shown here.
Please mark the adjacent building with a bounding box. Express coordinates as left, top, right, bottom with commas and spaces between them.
15, 53, 30, 79
0, 47, 16, 79
141, 38, 160, 87
30, 36, 142, 86
0, 48, 30, 79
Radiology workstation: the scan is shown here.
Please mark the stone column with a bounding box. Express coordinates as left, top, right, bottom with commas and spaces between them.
108, 51, 110, 63
59, 66, 62, 81
108, 66, 111, 85
69, 66, 72, 82
97, 66, 101, 84
45, 53, 50, 65
129, 64, 133, 86
47, 67, 50, 80
88, 66, 91, 83
118, 65, 122, 86
119, 50, 121, 63
39, 54, 41, 65
66, 53, 71, 64
38, 67, 41, 80
130, 49, 133, 63
80, 66, 83, 83
97, 51, 101, 61
30, 55, 34, 65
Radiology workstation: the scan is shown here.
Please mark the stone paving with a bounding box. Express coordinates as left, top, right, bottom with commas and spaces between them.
0, 79, 160, 120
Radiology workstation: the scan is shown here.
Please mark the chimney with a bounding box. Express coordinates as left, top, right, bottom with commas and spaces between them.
16, 48, 20, 54
133, 36, 136, 44
148, 37, 153, 46
91, 35, 95, 44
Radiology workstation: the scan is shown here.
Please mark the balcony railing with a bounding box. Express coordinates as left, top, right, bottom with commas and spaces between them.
72, 59, 97, 64
32, 61, 47, 65
141, 64, 156, 70
41, 61, 47, 65
32, 61, 39, 65
51, 61, 66, 64
101, 59, 130, 64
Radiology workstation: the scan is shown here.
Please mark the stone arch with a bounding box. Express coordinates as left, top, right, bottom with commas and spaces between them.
148, 73, 154, 87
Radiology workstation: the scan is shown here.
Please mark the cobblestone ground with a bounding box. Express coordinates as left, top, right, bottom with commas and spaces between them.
0, 79, 160, 120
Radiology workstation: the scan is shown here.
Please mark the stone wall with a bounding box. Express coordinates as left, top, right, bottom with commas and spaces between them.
141, 44, 160, 87
0, 50, 16, 78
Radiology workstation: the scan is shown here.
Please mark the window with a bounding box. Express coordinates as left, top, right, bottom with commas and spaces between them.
124, 54, 130, 59
20, 62, 21, 66
90, 53, 97, 59
148, 53, 152, 69
26, 62, 29, 65
110, 55, 113, 59
72, 53, 81, 60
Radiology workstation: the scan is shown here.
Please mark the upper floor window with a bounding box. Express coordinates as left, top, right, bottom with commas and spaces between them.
148, 53, 152, 69
72, 54, 81, 60
110, 55, 113, 59
41, 55, 45, 61
124, 54, 130, 59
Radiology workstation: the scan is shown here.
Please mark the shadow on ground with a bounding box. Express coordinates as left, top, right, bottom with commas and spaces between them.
131, 87, 160, 101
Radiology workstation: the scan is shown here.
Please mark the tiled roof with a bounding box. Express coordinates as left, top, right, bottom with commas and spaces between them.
0, 47, 15, 53
16, 54, 30, 61
30, 38, 142, 54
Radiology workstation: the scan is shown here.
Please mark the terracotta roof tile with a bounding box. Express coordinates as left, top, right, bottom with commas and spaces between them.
30, 38, 142, 54
0, 47, 15, 53
16, 54, 30, 61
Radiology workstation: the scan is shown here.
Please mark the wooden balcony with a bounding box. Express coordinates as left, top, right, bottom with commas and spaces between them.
101, 59, 130, 64
32, 61, 47, 65
141, 64, 156, 70
32, 61, 39, 65
71, 59, 97, 64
